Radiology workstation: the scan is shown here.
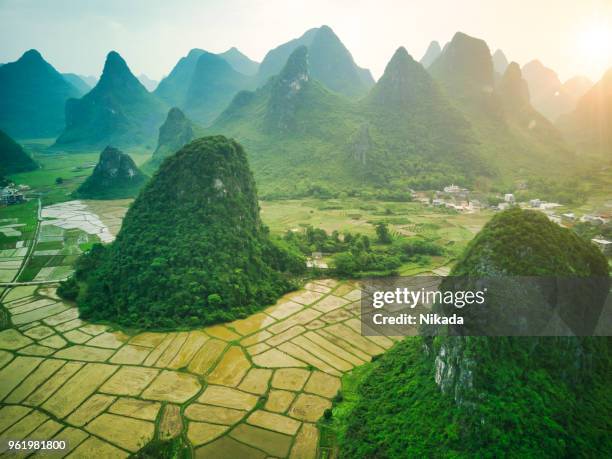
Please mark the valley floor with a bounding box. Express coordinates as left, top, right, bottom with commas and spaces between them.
1, 193, 472, 458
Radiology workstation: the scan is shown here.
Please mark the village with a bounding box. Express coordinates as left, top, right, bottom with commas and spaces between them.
415, 184, 612, 257
0, 183, 28, 206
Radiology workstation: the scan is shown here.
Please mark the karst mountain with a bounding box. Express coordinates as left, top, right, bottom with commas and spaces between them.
54, 51, 168, 149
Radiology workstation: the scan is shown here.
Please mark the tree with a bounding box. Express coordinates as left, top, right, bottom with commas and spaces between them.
375, 222, 392, 244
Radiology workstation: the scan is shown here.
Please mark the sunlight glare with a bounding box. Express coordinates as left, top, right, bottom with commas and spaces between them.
577, 20, 612, 68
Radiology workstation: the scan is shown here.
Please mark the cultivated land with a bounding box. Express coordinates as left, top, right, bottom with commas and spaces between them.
1, 146, 609, 457
0, 168, 488, 457
0, 243, 393, 457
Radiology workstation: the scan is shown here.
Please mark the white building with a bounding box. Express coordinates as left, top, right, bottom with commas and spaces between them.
591, 238, 612, 256
529, 199, 541, 208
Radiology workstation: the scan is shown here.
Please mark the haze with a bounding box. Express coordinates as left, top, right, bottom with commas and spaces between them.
0, 0, 611, 82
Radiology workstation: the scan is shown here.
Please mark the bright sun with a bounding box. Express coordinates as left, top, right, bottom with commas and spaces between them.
576, 21, 612, 69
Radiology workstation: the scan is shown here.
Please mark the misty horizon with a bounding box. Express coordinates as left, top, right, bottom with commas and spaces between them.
1, 0, 611, 84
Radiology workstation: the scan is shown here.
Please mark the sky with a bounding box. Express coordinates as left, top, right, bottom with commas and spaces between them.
1, 0, 611, 84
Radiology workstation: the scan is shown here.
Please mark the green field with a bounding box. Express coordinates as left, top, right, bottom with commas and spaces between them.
9, 139, 153, 205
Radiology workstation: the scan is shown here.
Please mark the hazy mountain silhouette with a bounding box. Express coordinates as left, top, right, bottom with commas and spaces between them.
0, 49, 82, 138
54, 51, 167, 149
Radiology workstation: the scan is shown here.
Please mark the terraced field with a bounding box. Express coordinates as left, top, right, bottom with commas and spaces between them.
0, 275, 397, 458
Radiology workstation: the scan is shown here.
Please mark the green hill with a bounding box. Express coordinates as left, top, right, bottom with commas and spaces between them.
60, 136, 300, 329
144, 107, 202, 171
0, 49, 82, 139
0, 129, 38, 176
557, 68, 612, 158
73, 146, 148, 199
210, 45, 486, 197
54, 51, 168, 149
256, 25, 374, 97
429, 32, 574, 181
338, 208, 611, 458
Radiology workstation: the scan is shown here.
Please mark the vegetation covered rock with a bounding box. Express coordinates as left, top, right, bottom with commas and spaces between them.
146, 107, 198, 171
54, 51, 167, 149
73, 146, 148, 199
339, 208, 611, 458
62, 136, 301, 329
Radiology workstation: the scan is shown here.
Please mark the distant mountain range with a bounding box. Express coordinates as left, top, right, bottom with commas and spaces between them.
433, 33, 571, 177
209, 41, 490, 196
204, 32, 575, 197
0, 50, 82, 138
62, 73, 92, 95
155, 50, 253, 125
256, 25, 374, 97
2, 25, 608, 188
492, 49, 509, 75
522, 60, 593, 122
420, 41, 441, 68
54, 51, 168, 149
218, 47, 260, 75
138, 74, 159, 91
558, 68, 612, 157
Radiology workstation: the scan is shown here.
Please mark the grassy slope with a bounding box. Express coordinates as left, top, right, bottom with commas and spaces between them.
332, 209, 611, 458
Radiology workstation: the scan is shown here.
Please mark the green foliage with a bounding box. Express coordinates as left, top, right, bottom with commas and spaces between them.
209, 45, 484, 199
519, 176, 589, 205
73, 147, 148, 199
339, 208, 611, 457
280, 223, 444, 277
451, 208, 608, 276
375, 222, 392, 244
132, 437, 190, 459
62, 136, 298, 329
573, 221, 612, 241
0, 129, 37, 176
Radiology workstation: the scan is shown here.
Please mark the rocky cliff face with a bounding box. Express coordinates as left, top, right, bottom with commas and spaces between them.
431, 208, 609, 404
264, 46, 310, 133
